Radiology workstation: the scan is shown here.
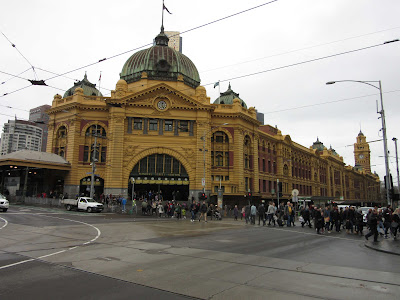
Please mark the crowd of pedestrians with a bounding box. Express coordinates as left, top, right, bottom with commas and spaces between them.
239, 201, 399, 242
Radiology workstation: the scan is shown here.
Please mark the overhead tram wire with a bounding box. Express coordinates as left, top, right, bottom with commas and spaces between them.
262, 89, 400, 115
200, 26, 400, 74
203, 39, 399, 89
1, 30, 38, 80
42, 1, 279, 82
1, 68, 31, 85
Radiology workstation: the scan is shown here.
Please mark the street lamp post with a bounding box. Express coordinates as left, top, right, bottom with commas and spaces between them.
393, 137, 400, 194
90, 124, 99, 199
326, 80, 391, 205
200, 123, 228, 197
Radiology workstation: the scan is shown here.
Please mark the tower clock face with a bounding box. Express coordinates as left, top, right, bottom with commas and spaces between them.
157, 100, 167, 110
359, 154, 364, 159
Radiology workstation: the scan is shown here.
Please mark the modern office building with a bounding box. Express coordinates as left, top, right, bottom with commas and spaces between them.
29, 104, 51, 152
165, 31, 182, 53
44, 27, 380, 205
0, 119, 43, 155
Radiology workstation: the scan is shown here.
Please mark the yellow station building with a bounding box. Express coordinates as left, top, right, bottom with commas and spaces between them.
46, 28, 380, 205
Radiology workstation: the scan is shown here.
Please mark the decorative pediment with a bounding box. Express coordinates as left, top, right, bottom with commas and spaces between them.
117, 83, 210, 110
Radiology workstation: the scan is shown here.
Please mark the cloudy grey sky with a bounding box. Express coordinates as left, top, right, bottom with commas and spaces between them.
1, 0, 399, 185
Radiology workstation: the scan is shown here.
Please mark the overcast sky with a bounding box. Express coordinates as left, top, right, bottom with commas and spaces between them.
1, 0, 399, 185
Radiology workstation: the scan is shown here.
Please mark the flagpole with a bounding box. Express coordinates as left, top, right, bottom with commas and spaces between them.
218, 80, 221, 99
98, 71, 102, 94
161, 0, 165, 32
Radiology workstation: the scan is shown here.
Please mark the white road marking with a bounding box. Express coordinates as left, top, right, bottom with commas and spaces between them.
0, 213, 101, 270
0, 216, 8, 230
0, 259, 35, 270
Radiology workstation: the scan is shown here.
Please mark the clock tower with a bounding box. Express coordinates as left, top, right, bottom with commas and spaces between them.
354, 130, 371, 173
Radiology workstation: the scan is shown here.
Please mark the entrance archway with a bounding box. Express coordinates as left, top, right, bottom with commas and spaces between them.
80, 176, 104, 199
128, 153, 189, 201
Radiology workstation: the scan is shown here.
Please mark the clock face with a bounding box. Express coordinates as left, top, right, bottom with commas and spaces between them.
359, 154, 364, 159
157, 100, 167, 110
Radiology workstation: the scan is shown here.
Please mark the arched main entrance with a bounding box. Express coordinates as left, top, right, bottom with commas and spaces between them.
80, 176, 104, 199
128, 154, 189, 201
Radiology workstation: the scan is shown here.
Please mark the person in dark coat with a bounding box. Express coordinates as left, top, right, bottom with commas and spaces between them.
382, 205, 393, 238
301, 206, 312, 228
233, 205, 239, 221
354, 209, 364, 235
331, 207, 341, 232
258, 203, 266, 226
365, 209, 379, 242
245, 204, 251, 224
315, 208, 324, 234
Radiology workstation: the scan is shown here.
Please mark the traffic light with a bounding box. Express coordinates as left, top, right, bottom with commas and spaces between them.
389, 188, 394, 200
247, 192, 252, 198
198, 192, 205, 200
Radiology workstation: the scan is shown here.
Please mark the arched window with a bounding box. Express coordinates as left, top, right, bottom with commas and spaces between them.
211, 131, 230, 167
54, 125, 67, 158
283, 164, 289, 176
130, 154, 188, 177
244, 136, 251, 169
83, 124, 107, 163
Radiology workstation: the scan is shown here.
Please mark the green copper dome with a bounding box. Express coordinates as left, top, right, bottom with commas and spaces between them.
64, 74, 102, 98
213, 83, 247, 108
120, 31, 200, 88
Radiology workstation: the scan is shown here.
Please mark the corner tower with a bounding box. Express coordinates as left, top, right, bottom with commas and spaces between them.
354, 130, 371, 173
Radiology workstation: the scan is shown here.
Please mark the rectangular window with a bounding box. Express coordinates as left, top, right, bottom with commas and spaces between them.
179, 120, 188, 132
172, 159, 180, 174
211, 151, 214, 166
148, 155, 156, 173
134, 118, 142, 130
216, 151, 223, 166
165, 156, 171, 173
149, 119, 158, 131
225, 176, 229, 181
165, 120, 173, 131
101, 147, 107, 162
156, 155, 164, 173
263, 159, 265, 172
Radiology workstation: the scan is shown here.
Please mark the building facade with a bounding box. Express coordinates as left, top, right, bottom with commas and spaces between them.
0, 120, 43, 155
46, 29, 380, 204
164, 31, 182, 53
29, 104, 51, 152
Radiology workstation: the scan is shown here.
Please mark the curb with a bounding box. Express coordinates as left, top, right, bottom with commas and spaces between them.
364, 241, 400, 256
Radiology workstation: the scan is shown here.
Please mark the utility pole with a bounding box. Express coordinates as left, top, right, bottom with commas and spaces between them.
90, 124, 98, 199
393, 138, 400, 194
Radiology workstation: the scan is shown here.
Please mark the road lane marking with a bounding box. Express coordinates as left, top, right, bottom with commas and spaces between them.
0, 217, 8, 230
0, 259, 34, 270
0, 213, 101, 270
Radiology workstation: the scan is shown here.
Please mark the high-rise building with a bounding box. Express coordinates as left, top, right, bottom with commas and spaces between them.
29, 104, 51, 152
354, 130, 371, 173
164, 31, 182, 53
0, 119, 43, 155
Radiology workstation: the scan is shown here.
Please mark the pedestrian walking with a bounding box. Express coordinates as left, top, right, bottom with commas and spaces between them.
267, 202, 276, 226
258, 203, 266, 226
250, 203, 257, 225
199, 201, 208, 222
233, 205, 239, 221
365, 209, 379, 242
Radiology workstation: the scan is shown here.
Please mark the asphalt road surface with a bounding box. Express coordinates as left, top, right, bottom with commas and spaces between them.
0, 205, 399, 299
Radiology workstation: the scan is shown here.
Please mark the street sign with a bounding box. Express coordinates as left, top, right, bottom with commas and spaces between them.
202, 178, 205, 186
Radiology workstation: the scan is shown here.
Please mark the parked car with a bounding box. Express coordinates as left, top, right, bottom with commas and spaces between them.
61, 197, 103, 213
0, 193, 9, 212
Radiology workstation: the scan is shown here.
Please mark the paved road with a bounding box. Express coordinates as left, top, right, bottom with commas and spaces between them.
0, 206, 399, 299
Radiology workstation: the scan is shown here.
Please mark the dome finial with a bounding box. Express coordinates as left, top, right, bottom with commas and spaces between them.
228, 82, 231, 90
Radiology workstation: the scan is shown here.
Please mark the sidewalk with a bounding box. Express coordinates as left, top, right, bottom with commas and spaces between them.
365, 238, 400, 256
